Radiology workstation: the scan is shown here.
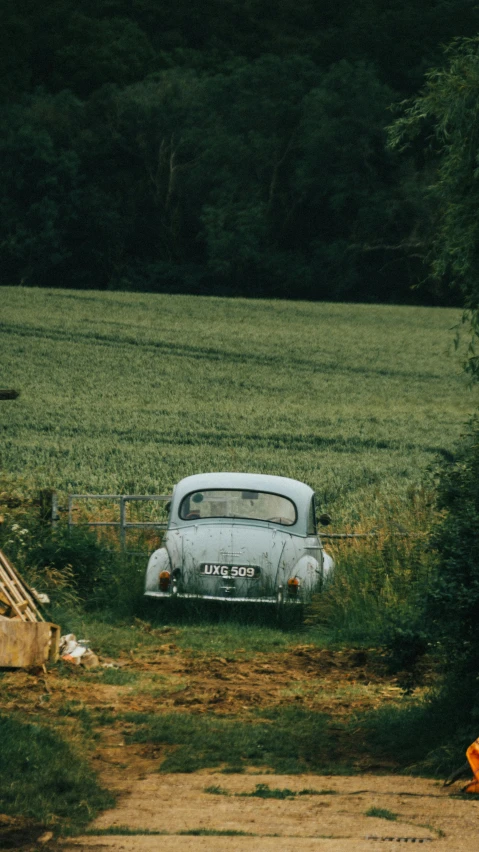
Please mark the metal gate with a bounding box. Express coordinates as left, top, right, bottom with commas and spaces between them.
63, 493, 171, 553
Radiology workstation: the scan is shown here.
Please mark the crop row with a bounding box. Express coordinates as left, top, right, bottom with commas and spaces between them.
1, 287, 472, 523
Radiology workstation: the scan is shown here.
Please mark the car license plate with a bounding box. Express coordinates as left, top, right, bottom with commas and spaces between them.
200, 563, 260, 579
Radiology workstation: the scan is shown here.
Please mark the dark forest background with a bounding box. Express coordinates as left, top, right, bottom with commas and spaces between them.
1, 0, 478, 303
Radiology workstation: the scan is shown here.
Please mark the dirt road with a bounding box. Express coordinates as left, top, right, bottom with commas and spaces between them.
2, 628, 475, 850
64, 772, 476, 851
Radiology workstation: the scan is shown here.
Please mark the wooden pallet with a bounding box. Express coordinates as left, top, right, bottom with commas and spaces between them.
0, 550, 44, 622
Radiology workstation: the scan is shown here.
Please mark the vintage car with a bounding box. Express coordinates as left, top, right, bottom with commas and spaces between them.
144, 472, 334, 615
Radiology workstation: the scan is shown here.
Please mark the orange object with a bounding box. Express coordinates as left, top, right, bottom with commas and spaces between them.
159, 570, 171, 591
464, 738, 479, 793
287, 577, 300, 595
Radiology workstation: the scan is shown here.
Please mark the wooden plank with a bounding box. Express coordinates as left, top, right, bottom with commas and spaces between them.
0, 591, 11, 614
0, 569, 34, 621
0, 551, 43, 621
0, 622, 59, 667
48, 623, 60, 662
0, 575, 28, 621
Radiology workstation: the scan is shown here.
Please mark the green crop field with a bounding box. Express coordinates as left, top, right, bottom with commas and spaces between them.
0, 287, 475, 522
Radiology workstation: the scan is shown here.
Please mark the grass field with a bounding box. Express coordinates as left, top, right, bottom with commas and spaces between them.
1, 287, 475, 521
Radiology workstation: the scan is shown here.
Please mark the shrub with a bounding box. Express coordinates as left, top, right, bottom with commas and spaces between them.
0, 511, 145, 617
427, 418, 479, 684
310, 493, 435, 646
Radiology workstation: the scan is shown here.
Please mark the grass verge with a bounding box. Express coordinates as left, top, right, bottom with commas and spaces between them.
352, 688, 478, 777
125, 705, 352, 774
124, 688, 475, 778
0, 714, 114, 834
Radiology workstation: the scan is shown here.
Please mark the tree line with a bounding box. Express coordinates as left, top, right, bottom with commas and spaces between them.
1, 0, 478, 302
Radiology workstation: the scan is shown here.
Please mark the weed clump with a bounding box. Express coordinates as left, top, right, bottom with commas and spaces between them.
366, 807, 398, 821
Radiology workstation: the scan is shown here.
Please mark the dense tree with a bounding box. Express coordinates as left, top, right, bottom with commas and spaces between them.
389, 36, 479, 366
293, 61, 413, 301
3, 1, 477, 97
1, 0, 478, 301
0, 91, 83, 286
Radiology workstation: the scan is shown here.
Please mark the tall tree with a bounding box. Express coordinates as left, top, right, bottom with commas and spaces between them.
389, 36, 479, 372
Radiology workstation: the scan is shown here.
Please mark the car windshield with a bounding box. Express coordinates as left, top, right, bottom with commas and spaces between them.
179, 489, 297, 525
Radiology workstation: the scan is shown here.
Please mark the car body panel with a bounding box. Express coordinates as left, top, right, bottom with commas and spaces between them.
144, 472, 334, 606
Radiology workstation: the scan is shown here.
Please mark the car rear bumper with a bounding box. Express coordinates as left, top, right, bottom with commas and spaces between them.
144, 591, 302, 605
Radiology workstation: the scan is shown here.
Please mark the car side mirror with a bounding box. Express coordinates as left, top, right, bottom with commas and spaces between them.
318, 513, 332, 526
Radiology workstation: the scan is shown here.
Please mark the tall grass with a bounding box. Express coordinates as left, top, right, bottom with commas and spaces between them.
310, 489, 436, 643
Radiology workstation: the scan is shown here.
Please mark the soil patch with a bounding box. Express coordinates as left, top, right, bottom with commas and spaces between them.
0, 644, 410, 724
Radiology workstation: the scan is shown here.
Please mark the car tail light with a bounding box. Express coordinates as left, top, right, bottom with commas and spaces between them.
287, 577, 300, 595
159, 570, 171, 591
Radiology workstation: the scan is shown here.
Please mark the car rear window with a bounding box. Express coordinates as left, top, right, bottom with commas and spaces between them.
179, 489, 297, 525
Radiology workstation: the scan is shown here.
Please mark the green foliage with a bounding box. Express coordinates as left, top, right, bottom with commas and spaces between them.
237, 783, 328, 799
4, 1, 479, 301
2, 1, 479, 301
309, 493, 436, 644
352, 414, 479, 765
0, 505, 147, 617
0, 714, 114, 831
3, 1, 478, 99
126, 705, 351, 773
27, 526, 112, 598
295, 61, 409, 302
382, 623, 430, 676
124, 691, 475, 778
204, 785, 231, 795
53, 13, 156, 96
241, 784, 299, 799
0, 515, 111, 601
171, 621, 302, 656
427, 419, 479, 679
179, 829, 254, 836
354, 689, 477, 776
0, 91, 84, 287
0, 56, 420, 301
90, 667, 139, 686
84, 827, 168, 836
389, 37, 479, 368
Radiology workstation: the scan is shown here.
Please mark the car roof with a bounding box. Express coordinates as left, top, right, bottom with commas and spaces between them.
171, 473, 314, 524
